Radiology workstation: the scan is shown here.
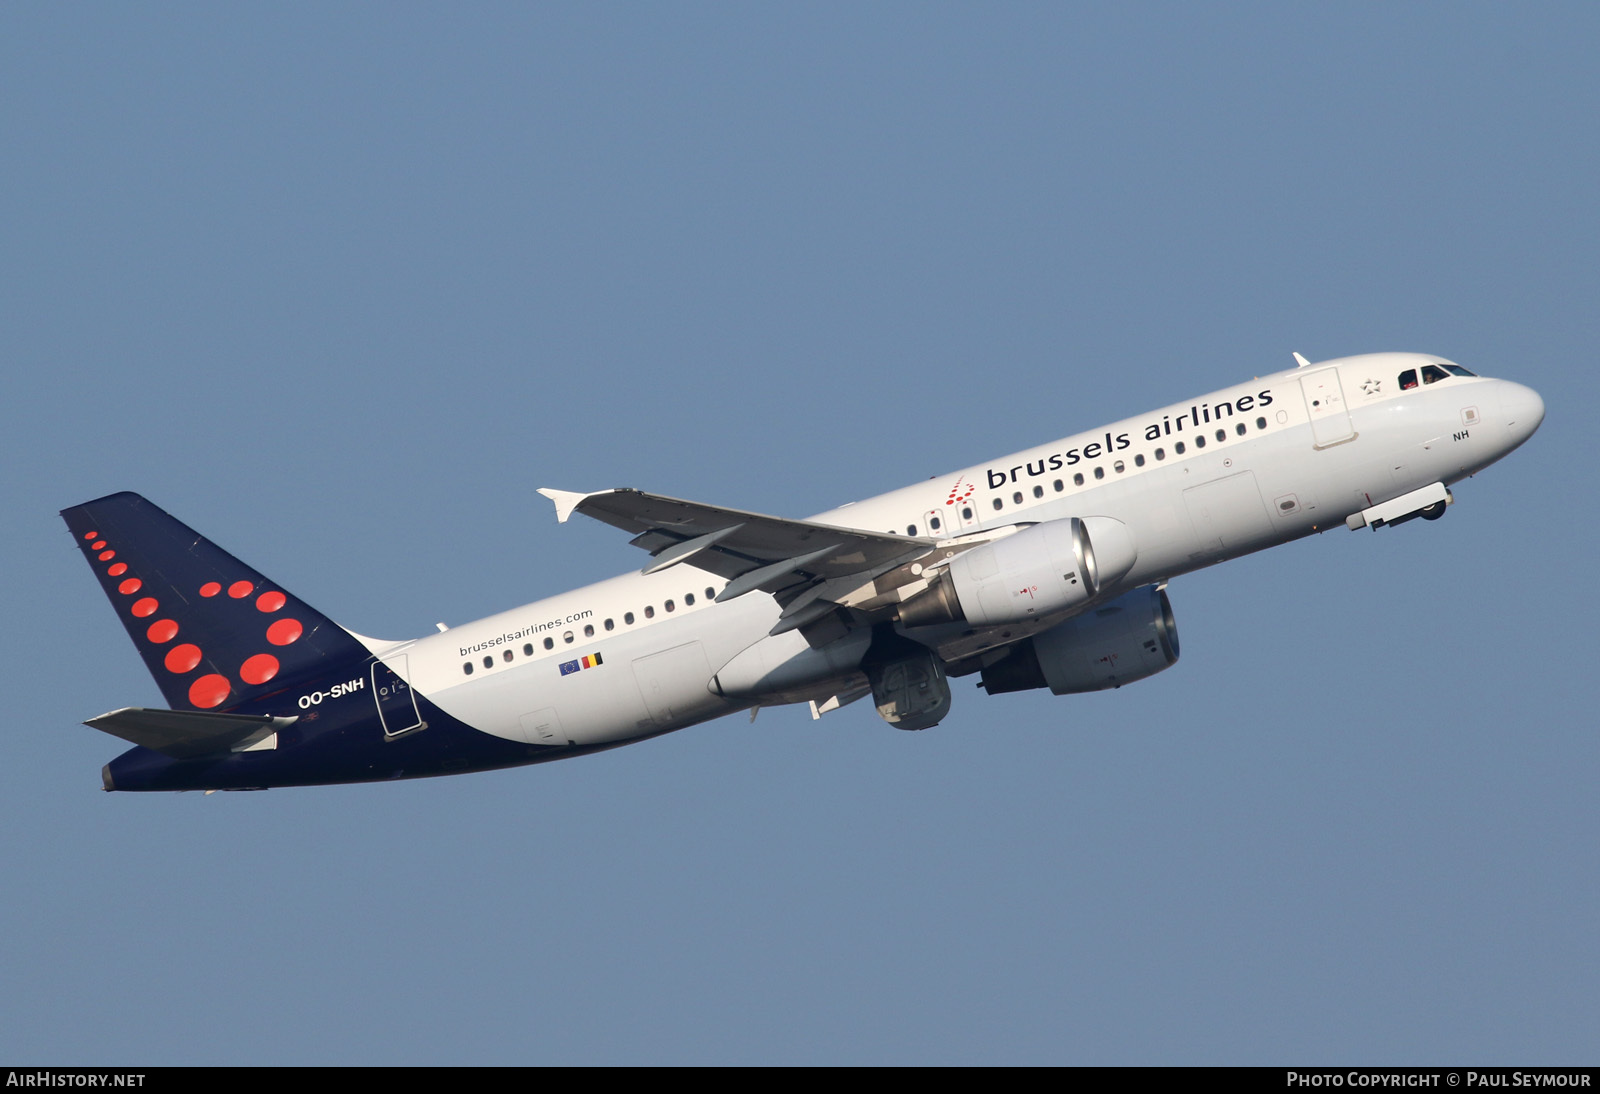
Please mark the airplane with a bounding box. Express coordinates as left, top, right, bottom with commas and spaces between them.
63, 351, 1544, 792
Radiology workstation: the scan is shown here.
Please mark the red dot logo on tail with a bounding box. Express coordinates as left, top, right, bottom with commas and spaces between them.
147, 620, 178, 643
165, 644, 202, 674
239, 653, 280, 685
189, 674, 231, 709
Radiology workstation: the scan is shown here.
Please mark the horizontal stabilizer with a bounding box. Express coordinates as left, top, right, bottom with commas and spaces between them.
85, 707, 295, 759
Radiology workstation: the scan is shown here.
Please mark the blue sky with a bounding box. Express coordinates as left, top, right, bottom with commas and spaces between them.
3, 3, 1596, 1064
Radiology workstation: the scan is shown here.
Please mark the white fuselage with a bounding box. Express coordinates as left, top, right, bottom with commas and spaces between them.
365, 353, 1542, 749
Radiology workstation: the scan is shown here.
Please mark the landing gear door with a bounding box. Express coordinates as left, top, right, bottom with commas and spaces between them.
373, 654, 424, 739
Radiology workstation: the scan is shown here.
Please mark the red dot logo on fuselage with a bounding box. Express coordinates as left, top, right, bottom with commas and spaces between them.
944, 477, 975, 508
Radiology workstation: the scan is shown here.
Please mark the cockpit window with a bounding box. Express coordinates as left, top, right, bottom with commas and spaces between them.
1422, 364, 1449, 385
1443, 364, 1476, 377
1399, 369, 1418, 390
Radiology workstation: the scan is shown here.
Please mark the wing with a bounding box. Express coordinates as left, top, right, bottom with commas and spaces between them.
536, 487, 1074, 664
537, 487, 935, 635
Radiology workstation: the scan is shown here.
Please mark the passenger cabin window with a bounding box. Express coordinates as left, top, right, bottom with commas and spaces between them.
482, 656, 493, 669
1155, 448, 1165, 460
705, 587, 715, 600
1053, 479, 1063, 492
1236, 423, 1246, 436
1012, 491, 1023, 504
1032, 485, 1043, 498
604, 618, 614, 631
929, 515, 942, 531
664, 600, 675, 613
1135, 453, 1145, 466
463, 662, 473, 675
1113, 460, 1124, 473
644, 606, 654, 619
1194, 435, 1206, 448
1175, 441, 1186, 454
906, 525, 916, 536
584, 623, 595, 636
992, 498, 1003, 511
961, 506, 973, 519
503, 650, 513, 663
685, 593, 695, 606
1256, 417, 1267, 430
1093, 466, 1104, 480
1073, 472, 1084, 486
523, 643, 534, 656
563, 631, 574, 644
544, 637, 554, 650
624, 612, 635, 625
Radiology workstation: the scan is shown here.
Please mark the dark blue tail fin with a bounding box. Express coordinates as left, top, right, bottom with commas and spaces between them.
62, 492, 371, 712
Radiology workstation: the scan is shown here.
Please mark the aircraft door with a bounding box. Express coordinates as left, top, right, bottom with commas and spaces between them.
922, 509, 948, 537
372, 655, 424, 738
1299, 368, 1356, 448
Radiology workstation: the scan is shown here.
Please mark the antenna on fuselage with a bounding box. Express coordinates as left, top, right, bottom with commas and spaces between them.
1292, 352, 1311, 368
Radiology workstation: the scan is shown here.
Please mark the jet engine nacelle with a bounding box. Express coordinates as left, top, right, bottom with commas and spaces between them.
900, 516, 1138, 628
978, 584, 1179, 695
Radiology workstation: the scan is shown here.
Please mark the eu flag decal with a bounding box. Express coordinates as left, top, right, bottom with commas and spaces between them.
560, 651, 603, 678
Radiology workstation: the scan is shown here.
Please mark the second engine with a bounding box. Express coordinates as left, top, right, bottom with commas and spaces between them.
978, 584, 1180, 695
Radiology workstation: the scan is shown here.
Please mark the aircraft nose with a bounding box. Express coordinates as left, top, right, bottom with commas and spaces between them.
1500, 381, 1546, 446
